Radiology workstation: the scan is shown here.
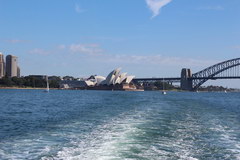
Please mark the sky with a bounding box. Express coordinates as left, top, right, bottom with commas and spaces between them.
0, 0, 240, 87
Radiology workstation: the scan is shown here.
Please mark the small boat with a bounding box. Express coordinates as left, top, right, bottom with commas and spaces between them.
44, 76, 49, 92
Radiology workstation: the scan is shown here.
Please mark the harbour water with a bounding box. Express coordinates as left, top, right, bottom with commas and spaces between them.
0, 89, 240, 160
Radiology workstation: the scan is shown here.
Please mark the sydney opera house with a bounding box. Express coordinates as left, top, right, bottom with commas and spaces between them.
60, 68, 137, 90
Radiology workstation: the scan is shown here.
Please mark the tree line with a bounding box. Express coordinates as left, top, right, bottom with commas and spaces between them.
0, 76, 61, 88
141, 81, 178, 90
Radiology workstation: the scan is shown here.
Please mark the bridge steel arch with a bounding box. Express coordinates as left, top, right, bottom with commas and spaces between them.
192, 58, 240, 90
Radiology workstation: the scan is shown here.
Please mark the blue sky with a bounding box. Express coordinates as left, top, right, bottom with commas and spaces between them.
0, 0, 240, 87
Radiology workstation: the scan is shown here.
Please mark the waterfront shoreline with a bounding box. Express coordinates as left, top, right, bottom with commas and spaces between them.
0, 87, 238, 92
0, 87, 56, 90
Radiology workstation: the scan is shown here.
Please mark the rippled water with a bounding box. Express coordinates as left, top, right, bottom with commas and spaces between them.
0, 89, 240, 160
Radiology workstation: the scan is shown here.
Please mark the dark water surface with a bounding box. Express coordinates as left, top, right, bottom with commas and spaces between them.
0, 89, 240, 160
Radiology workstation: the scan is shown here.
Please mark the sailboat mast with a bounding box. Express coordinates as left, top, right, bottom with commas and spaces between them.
46, 76, 49, 91
47, 77, 49, 87
162, 78, 167, 95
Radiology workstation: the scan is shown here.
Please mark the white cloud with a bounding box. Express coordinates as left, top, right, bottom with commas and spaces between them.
69, 44, 103, 55
29, 43, 103, 56
75, 4, 84, 13
104, 54, 216, 67
233, 45, 240, 50
197, 5, 224, 11
145, 0, 172, 18
5, 39, 29, 43
29, 48, 51, 55
29, 43, 216, 69
57, 44, 66, 50
56, 43, 215, 67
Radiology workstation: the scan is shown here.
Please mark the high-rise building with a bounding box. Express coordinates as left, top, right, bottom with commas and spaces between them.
0, 52, 5, 78
17, 66, 20, 78
6, 55, 18, 78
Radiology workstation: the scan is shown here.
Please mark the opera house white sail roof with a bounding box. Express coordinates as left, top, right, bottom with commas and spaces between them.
84, 68, 135, 87
60, 68, 135, 88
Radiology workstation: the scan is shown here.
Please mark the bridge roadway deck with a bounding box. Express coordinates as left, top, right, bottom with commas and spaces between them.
133, 76, 240, 82
133, 77, 181, 81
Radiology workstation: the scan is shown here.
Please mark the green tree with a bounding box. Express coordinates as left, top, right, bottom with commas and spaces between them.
0, 77, 14, 86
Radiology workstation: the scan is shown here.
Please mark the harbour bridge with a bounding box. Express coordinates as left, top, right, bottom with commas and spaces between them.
133, 58, 240, 91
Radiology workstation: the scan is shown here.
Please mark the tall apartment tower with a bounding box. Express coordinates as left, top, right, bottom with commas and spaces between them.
17, 66, 21, 78
6, 55, 18, 77
0, 53, 5, 78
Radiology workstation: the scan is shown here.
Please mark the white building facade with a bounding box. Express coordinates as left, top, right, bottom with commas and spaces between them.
0, 53, 5, 78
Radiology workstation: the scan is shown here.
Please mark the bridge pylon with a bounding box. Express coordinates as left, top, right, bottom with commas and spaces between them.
181, 68, 193, 91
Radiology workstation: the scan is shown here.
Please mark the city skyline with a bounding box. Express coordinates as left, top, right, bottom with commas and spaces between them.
0, 0, 240, 87
0, 53, 20, 78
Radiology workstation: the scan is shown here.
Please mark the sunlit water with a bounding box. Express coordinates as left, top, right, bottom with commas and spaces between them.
0, 89, 240, 160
